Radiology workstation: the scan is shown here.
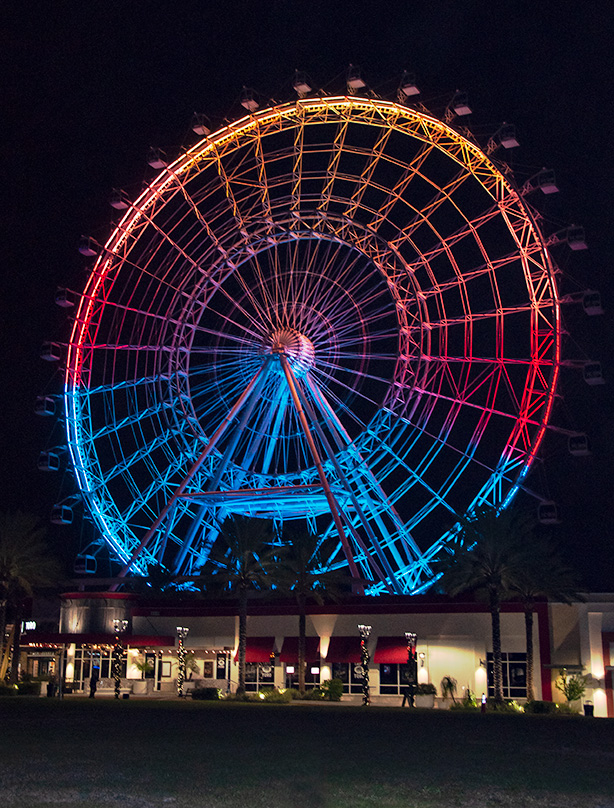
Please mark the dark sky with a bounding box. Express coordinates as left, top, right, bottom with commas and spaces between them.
3, 0, 613, 587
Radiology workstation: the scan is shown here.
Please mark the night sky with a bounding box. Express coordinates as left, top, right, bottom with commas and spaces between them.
3, 1, 613, 588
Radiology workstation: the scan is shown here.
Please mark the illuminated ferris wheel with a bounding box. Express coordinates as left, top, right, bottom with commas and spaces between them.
61, 74, 562, 594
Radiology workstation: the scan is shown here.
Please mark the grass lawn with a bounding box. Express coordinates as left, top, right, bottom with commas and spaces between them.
0, 699, 612, 808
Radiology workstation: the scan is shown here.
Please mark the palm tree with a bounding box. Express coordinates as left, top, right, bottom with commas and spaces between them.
206, 515, 275, 696
434, 505, 532, 704
276, 527, 351, 693
0, 512, 61, 682
510, 540, 584, 700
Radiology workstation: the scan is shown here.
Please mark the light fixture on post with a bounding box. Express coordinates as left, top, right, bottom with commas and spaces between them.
405, 632, 417, 707
358, 624, 372, 706
112, 619, 128, 700
224, 646, 233, 695
176, 627, 189, 698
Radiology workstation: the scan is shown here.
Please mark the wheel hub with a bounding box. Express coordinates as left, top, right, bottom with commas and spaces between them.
262, 328, 315, 378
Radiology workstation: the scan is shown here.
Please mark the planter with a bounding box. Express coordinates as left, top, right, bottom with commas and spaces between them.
415, 694, 435, 709
132, 680, 147, 695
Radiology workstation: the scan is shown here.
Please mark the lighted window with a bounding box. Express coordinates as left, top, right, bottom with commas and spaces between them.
245, 662, 275, 691
486, 652, 527, 698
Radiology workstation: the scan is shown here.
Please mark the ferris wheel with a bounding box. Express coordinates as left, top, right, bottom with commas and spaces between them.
62, 78, 562, 594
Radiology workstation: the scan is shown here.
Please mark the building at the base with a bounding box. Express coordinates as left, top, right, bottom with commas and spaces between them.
19, 591, 614, 716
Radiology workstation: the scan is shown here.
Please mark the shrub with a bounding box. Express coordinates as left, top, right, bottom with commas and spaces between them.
555, 668, 587, 703
297, 687, 325, 701
17, 681, 41, 696
415, 683, 437, 696
260, 688, 294, 703
449, 701, 479, 712
191, 687, 221, 700
0, 684, 18, 697
440, 676, 458, 701
461, 689, 477, 707
320, 678, 344, 701
524, 700, 559, 714
485, 698, 522, 713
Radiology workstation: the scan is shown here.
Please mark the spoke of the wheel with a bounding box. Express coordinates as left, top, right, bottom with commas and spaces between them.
135, 205, 266, 338
239, 383, 285, 474
311, 366, 385, 412
292, 375, 399, 593
315, 358, 393, 387
261, 387, 290, 475
172, 363, 271, 574
279, 353, 362, 587
304, 374, 428, 564
172, 174, 280, 334
113, 356, 272, 582
191, 300, 265, 343
305, 375, 369, 432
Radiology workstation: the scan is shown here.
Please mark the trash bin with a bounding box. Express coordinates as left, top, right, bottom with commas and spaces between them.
583, 702, 594, 717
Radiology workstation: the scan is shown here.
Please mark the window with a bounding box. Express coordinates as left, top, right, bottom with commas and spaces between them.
379, 663, 411, 694
332, 662, 366, 694
284, 664, 320, 689
27, 656, 55, 679
72, 647, 125, 690
245, 662, 275, 691
487, 652, 527, 698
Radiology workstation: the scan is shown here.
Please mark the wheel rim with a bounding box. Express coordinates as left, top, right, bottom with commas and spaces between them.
65, 96, 561, 593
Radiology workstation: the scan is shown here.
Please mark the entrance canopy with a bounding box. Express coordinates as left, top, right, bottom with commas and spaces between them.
236, 637, 275, 663
324, 636, 362, 663
279, 637, 320, 664
373, 637, 408, 664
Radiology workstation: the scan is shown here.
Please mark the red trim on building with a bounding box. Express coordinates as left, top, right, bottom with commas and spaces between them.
602, 631, 614, 718
535, 602, 552, 701
373, 637, 408, 664
279, 637, 320, 664
235, 637, 274, 663
324, 636, 362, 663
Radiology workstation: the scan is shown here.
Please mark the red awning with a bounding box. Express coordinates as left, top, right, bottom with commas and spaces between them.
373, 637, 409, 664
235, 637, 275, 663
279, 637, 320, 664
325, 636, 362, 663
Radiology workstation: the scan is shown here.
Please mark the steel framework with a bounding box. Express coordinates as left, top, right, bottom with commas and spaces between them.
64, 95, 561, 593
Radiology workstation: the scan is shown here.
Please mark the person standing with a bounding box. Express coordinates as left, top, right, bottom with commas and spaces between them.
89, 668, 99, 698
401, 683, 415, 707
